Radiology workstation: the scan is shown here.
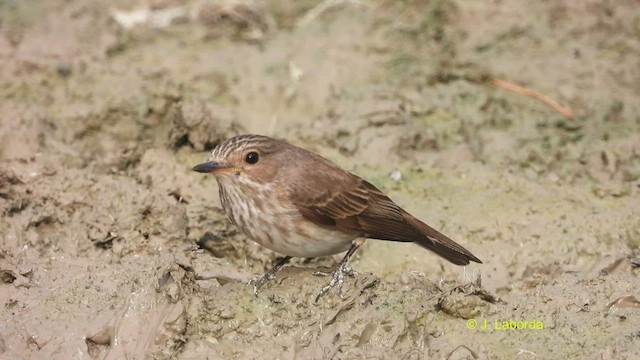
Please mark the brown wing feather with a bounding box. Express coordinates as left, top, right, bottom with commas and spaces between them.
281, 147, 481, 265
336, 181, 481, 265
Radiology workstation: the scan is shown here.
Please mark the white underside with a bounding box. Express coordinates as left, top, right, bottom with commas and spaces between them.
266, 219, 354, 257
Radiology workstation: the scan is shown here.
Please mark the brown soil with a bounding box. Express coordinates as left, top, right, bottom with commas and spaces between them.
1, 0, 639, 359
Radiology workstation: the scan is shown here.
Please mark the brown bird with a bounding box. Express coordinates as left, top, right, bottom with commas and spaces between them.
193, 134, 481, 300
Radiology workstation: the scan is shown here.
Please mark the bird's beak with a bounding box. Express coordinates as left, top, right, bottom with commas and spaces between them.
192, 161, 232, 174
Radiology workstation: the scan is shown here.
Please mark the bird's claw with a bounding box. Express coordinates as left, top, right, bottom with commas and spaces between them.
246, 255, 292, 295
247, 271, 277, 295
313, 264, 358, 301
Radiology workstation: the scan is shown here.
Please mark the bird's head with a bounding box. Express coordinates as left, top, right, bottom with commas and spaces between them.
192, 134, 284, 184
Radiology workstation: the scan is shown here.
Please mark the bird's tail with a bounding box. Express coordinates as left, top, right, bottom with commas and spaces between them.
404, 214, 482, 266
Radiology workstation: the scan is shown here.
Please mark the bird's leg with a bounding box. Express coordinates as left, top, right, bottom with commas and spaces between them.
248, 256, 292, 295
314, 239, 363, 301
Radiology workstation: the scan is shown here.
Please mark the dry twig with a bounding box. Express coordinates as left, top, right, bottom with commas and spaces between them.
491, 78, 575, 120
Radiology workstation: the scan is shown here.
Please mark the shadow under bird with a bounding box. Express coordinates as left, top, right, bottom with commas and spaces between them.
193, 134, 482, 300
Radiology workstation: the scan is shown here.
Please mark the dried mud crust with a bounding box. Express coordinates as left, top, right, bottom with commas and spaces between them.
1, 0, 640, 359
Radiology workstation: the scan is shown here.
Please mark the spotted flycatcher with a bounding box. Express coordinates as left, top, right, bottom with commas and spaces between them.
193, 134, 481, 299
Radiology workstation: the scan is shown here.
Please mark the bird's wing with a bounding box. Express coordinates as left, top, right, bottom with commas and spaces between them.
288, 172, 411, 238
287, 167, 481, 265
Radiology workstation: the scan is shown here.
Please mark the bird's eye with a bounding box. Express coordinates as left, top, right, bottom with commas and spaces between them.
245, 151, 259, 164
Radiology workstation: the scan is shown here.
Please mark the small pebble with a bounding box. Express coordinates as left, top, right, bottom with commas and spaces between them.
389, 169, 402, 182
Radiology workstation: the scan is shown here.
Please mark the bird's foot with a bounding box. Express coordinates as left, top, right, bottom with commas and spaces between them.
247, 256, 292, 295
247, 270, 277, 295
313, 263, 358, 301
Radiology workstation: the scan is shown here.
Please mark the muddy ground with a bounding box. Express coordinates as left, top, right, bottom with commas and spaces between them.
1, 0, 639, 359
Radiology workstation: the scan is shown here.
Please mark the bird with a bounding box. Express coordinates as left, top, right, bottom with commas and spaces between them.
193, 134, 481, 300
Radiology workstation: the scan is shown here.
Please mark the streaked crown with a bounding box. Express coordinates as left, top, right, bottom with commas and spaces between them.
210, 134, 281, 162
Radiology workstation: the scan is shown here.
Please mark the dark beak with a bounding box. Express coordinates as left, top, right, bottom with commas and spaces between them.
192, 161, 230, 174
